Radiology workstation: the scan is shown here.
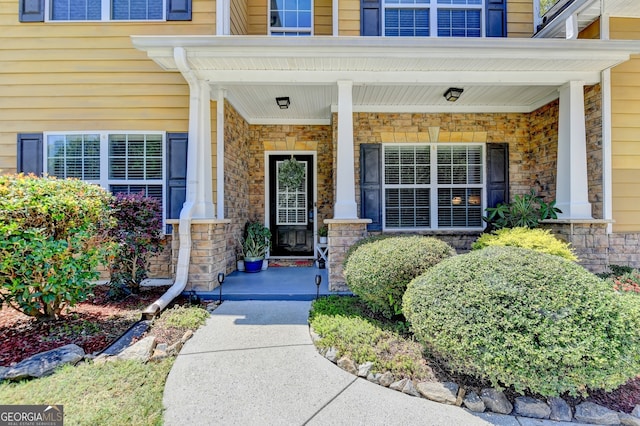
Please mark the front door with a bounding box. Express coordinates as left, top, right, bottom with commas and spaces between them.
269, 154, 314, 257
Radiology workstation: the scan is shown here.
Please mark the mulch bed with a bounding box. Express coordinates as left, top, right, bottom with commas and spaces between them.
0, 286, 181, 366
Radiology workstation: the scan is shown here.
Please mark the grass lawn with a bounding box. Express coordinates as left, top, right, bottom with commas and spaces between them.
0, 359, 173, 426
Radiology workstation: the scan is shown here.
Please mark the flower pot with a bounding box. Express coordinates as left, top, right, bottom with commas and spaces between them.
237, 260, 245, 272
319, 236, 327, 244
468, 195, 481, 205
451, 197, 463, 205
244, 257, 263, 273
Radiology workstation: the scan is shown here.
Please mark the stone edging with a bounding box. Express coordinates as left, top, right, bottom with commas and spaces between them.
309, 326, 640, 426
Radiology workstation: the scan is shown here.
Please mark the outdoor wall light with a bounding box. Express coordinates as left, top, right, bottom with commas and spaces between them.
444, 87, 464, 102
315, 274, 322, 300
217, 272, 225, 303
276, 96, 290, 109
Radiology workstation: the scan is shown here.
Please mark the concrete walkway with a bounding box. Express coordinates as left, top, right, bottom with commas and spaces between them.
163, 301, 585, 426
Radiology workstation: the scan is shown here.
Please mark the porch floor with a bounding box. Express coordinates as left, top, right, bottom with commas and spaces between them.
189, 266, 352, 301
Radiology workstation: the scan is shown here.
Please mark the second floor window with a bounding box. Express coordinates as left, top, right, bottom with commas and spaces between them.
270, 0, 312, 36
49, 0, 164, 20
384, 0, 483, 37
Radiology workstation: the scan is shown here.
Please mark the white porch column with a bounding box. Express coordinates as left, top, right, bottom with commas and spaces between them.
175, 47, 216, 219
334, 80, 358, 219
556, 80, 592, 219
216, 88, 225, 219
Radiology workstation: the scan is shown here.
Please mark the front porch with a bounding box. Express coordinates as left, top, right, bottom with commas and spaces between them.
188, 266, 350, 301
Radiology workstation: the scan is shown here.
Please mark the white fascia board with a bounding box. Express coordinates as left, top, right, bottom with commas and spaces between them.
195, 70, 604, 86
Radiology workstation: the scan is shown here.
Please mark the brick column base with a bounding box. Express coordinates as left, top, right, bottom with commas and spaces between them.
325, 219, 371, 292
540, 220, 610, 274
170, 219, 231, 292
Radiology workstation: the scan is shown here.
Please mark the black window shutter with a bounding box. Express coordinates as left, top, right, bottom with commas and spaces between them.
166, 132, 188, 232
19, 0, 45, 22
361, 0, 381, 36
486, 0, 506, 37
17, 133, 43, 175
360, 144, 382, 231
166, 0, 191, 21
486, 143, 509, 209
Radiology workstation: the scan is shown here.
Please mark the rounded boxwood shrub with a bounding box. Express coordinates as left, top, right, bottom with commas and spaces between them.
472, 227, 577, 261
403, 246, 640, 397
344, 236, 456, 318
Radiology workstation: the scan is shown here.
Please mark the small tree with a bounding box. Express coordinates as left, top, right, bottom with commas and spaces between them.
0, 174, 114, 321
108, 192, 163, 296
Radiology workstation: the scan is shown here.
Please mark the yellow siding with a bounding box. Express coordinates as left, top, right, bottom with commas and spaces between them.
247, 0, 267, 34
579, 18, 600, 39
231, 0, 249, 35
338, 0, 360, 36
0, 0, 216, 175
611, 17, 640, 231
315, 0, 333, 35
507, 0, 533, 38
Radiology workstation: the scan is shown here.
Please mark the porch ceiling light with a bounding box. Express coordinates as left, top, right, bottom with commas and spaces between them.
444, 87, 464, 102
276, 96, 290, 109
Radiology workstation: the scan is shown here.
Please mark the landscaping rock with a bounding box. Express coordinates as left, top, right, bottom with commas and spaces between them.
337, 356, 357, 375
357, 361, 373, 377
416, 381, 459, 405
150, 343, 169, 361
620, 412, 640, 426
3, 344, 85, 380
514, 396, 550, 419
379, 372, 395, 387
309, 328, 322, 343
366, 373, 382, 384
117, 336, 156, 362
402, 380, 421, 397
633, 406, 640, 418
390, 378, 408, 391
167, 340, 184, 356
325, 347, 338, 363
463, 391, 486, 413
0, 366, 8, 381
180, 330, 194, 343
574, 402, 620, 425
480, 388, 513, 414
548, 397, 572, 422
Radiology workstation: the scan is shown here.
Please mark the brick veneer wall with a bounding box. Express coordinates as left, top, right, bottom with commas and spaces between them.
224, 100, 251, 271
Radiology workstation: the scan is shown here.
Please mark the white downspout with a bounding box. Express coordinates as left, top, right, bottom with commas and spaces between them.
143, 47, 212, 317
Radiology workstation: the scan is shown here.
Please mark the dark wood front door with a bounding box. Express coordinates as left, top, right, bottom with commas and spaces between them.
269, 155, 314, 257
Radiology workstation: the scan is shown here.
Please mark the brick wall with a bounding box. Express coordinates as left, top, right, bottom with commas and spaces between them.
224, 100, 251, 271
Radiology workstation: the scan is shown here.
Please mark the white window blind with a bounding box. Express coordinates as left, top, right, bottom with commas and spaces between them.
276, 161, 308, 225
382, 143, 484, 230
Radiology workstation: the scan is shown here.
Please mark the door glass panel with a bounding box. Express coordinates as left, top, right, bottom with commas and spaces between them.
276, 160, 308, 226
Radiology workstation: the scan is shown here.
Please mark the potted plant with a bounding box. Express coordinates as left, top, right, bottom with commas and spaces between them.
242, 221, 272, 273
318, 225, 328, 244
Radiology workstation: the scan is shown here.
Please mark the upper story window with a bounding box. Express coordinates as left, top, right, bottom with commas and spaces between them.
47, 0, 164, 20
382, 144, 484, 230
384, 0, 483, 37
269, 0, 312, 36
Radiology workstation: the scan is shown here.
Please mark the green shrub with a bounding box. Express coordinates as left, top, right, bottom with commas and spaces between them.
342, 234, 393, 267
0, 174, 114, 320
484, 189, 560, 229
403, 246, 640, 397
344, 236, 456, 318
472, 227, 577, 261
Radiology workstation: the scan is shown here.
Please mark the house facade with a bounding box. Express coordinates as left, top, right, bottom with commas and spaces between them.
1, 0, 639, 292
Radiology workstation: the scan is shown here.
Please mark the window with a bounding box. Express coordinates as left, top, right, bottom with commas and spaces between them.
382, 143, 484, 229
383, 0, 483, 37
270, 0, 312, 36
276, 160, 308, 225
48, 0, 164, 20
45, 131, 165, 221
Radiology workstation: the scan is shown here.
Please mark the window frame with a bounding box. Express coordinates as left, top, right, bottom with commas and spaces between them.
268, 0, 314, 36
381, 142, 486, 231
44, 0, 166, 22
381, 0, 485, 38
43, 130, 167, 229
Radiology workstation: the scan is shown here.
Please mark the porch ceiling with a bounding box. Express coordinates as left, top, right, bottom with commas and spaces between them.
131, 36, 640, 124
